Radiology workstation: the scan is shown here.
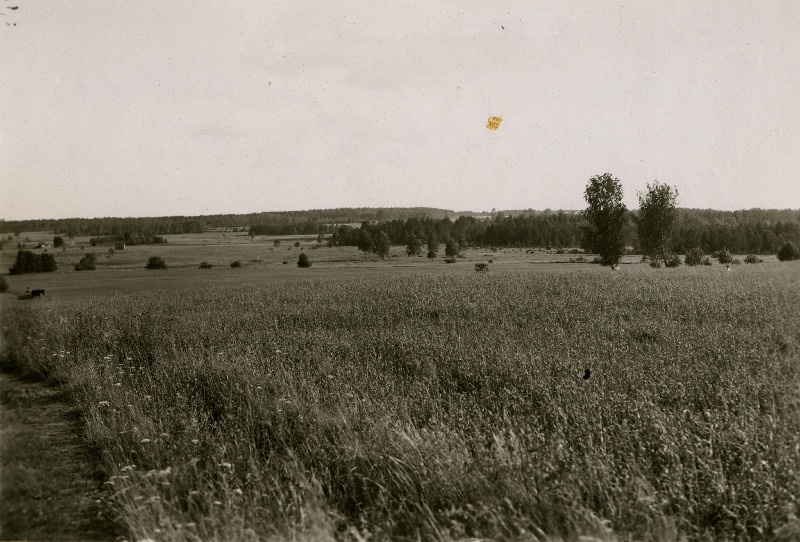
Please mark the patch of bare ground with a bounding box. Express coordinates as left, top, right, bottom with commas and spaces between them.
0, 371, 120, 541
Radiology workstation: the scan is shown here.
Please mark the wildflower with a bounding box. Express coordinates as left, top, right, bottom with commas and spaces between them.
141, 438, 151, 443
115, 383, 122, 387
214, 500, 222, 505
233, 488, 243, 496
99, 401, 110, 406
220, 462, 232, 469
191, 439, 199, 444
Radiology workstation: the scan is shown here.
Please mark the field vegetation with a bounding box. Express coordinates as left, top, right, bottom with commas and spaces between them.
2, 259, 799, 541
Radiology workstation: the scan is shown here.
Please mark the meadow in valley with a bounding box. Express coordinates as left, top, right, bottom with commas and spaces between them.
1, 235, 799, 541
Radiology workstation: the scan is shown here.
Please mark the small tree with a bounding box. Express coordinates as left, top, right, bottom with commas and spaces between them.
426, 233, 439, 258
297, 253, 312, 268
357, 230, 374, 260
53, 236, 65, 248
317, 231, 325, 244
582, 173, 628, 269
777, 241, 800, 261
274, 239, 281, 248
145, 256, 167, 270
374, 231, 391, 260
0, 276, 8, 293
231, 260, 242, 268
684, 247, 705, 266
406, 234, 422, 257
445, 239, 460, 258
636, 181, 678, 266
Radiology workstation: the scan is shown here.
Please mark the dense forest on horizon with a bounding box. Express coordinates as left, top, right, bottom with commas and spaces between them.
2, 207, 799, 255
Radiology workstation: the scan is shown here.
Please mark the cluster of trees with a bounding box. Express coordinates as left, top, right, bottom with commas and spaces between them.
9, 251, 57, 274
326, 213, 596, 254
582, 174, 800, 267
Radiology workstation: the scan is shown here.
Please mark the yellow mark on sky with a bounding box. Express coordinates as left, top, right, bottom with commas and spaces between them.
486, 116, 502, 130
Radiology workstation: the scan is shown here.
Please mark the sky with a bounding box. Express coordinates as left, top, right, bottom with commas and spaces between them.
1, 1, 799, 220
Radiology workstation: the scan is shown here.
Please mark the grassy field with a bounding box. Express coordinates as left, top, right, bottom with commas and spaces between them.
1, 236, 799, 541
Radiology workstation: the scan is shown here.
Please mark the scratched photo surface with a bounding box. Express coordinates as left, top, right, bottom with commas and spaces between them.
1, 2, 799, 542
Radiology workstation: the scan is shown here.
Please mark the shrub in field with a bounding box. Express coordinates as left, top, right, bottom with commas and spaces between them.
664, 254, 682, 267
716, 248, 733, 264
427, 250, 437, 259
474, 263, 489, 273
297, 253, 312, 268
702, 256, 712, 266
777, 241, 800, 261
0, 276, 7, 293
684, 247, 705, 266
74, 253, 97, 271
649, 258, 662, 268
731, 258, 742, 265
230, 260, 242, 268
199, 261, 213, 269
9, 250, 57, 274
294, 241, 301, 248
744, 254, 763, 264
145, 256, 167, 270
444, 256, 456, 263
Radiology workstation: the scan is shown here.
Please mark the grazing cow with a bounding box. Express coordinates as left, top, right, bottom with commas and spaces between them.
30, 289, 45, 298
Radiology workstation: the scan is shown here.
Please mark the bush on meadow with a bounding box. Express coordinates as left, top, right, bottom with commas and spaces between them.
684, 247, 705, 266
297, 253, 312, 268
145, 256, 167, 270
230, 260, 242, 268
777, 241, 800, 261
716, 249, 733, 264
664, 254, 682, 267
74, 253, 97, 271
744, 254, 763, 264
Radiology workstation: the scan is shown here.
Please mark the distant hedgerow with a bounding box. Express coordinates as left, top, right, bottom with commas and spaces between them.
199, 261, 213, 269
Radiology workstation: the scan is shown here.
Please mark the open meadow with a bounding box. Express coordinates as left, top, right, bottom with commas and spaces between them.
1, 234, 799, 541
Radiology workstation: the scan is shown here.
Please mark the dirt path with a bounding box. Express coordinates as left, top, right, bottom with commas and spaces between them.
0, 371, 120, 541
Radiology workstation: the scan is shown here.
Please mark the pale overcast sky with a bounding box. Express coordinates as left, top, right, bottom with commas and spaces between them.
1, 1, 799, 220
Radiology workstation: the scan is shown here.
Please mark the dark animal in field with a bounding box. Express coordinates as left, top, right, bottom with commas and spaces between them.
31, 289, 45, 298
583, 368, 591, 380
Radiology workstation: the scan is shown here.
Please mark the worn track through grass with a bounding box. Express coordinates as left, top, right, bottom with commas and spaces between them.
0, 370, 120, 541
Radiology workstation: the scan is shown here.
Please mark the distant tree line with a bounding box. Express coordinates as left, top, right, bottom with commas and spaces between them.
2, 206, 798, 255
324, 209, 800, 255
0, 208, 456, 237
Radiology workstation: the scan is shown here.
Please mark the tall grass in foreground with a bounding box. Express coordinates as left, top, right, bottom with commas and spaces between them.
2, 265, 800, 541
